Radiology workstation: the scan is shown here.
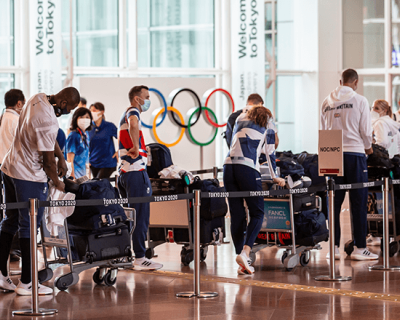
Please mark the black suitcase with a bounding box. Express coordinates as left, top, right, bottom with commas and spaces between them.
292, 193, 317, 212
67, 222, 131, 263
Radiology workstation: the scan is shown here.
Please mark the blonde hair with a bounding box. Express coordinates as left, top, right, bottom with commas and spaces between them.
247, 106, 272, 128
374, 99, 393, 118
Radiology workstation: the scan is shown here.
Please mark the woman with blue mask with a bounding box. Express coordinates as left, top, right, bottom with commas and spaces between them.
66, 108, 93, 179
88, 102, 118, 179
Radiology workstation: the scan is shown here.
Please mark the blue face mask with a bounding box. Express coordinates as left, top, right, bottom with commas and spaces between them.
138, 97, 151, 112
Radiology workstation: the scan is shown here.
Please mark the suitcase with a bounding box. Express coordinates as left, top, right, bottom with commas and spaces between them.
189, 177, 228, 220
292, 193, 317, 212
67, 222, 131, 263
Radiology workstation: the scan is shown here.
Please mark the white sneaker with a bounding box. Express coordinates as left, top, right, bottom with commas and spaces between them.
351, 247, 379, 261
236, 252, 254, 275
366, 235, 381, 246
133, 257, 163, 270
0, 272, 16, 291
15, 280, 53, 296
325, 246, 341, 260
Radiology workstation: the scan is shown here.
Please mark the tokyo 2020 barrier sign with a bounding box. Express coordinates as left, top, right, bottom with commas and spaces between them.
146, 88, 235, 147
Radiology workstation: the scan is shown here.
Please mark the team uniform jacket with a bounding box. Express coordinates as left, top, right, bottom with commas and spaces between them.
118, 107, 147, 173
320, 86, 372, 154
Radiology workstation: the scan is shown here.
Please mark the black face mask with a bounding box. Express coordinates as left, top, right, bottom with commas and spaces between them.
48, 96, 69, 117
53, 106, 70, 117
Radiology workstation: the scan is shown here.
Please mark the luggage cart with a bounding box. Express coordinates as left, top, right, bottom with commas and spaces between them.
251, 183, 325, 271
37, 208, 135, 291
145, 178, 225, 266
344, 166, 400, 257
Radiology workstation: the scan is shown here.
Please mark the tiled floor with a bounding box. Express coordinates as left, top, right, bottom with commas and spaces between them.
2, 201, 400, 319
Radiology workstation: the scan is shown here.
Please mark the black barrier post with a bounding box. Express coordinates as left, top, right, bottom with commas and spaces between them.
13, 199, 58, 317
176, 190, 218, 298
369, 177, 400, 271
315, 177, 352, 282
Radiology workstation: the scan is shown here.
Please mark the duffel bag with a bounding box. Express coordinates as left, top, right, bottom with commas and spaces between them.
367, 144, 393, 169
189, 176, 228, 220
67, 179, 126, 229
276, 157, 304, 177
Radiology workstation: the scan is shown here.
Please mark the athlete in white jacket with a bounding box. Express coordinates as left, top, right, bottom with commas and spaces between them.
320, 68, 378, 261
371, 99, 400, 159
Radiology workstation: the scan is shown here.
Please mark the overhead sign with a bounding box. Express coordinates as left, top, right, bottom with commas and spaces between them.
231, 0, 265, 108
318, 130, 343, 176
29, 0, 62, 95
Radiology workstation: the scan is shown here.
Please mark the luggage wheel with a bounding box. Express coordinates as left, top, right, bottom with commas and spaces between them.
380, 241, 399, 257
200, 246, 208, 262
38, 267, 53, 284
55, 272, 79, 291
344, 240, 354, 256
180, 247, 193, 266
281, 252, 288, 264
299, 251, 310, 267
145, 247, 155, 259
93, 268, 107, 285
284, 253, 299, 271
104, 269, 118, 286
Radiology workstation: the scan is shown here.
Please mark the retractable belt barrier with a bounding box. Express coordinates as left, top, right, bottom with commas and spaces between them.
2, 168, 399, 312
0, 179, 388, 209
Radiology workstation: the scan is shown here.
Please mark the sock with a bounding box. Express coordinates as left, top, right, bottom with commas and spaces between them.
135, 257, 145, 261
0, 231, 15, 277
20, 238, 31, 284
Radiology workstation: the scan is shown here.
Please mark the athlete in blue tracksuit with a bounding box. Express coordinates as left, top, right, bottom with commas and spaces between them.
320, 68, 378, 261
224, 101, 285, 275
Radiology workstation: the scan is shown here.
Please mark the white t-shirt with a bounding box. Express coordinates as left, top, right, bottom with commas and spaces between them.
0, 109, 19, 163
1, 93, 59, 182
320, 86, 372, 154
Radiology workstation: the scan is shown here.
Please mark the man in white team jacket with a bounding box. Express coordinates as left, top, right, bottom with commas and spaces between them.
320, 68, 378, 261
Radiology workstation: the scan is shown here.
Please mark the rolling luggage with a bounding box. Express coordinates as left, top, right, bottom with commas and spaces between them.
67, 222, 131, 263
189, 176, 228, 220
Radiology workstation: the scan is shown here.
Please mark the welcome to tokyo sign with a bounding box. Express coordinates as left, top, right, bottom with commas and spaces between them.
231, 0, 265, 108
30, 0, 62, 95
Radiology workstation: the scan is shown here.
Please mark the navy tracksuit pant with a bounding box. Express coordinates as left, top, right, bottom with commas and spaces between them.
118, 170, 152, 259
223, 164, 264, 255
333, 153, 368, 248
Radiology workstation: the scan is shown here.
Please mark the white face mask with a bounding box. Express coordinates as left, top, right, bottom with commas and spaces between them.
91, 111, 102, 122
370, 110, 381, 122
77, 118, 91, 131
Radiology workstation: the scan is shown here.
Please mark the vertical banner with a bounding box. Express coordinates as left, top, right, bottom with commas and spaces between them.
231, 0, 265, 108
30, 0, 62, 95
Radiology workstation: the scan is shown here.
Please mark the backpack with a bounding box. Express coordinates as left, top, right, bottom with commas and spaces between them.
189, 176, 228, 220
275, 157, 304, 177
367, 144, 393, 169
67, 179, 127, 230
295, 152, 326, 186
223, 110, 243, 148
146, 143, 173, 178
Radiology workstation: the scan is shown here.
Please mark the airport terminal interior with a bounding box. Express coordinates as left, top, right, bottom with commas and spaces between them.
2, 0, 400, 319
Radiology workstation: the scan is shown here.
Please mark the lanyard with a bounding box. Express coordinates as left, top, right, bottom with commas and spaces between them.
77, 128, 88, 148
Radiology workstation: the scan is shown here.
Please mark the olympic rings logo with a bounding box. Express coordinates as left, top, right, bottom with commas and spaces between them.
146, 88, 235, 147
